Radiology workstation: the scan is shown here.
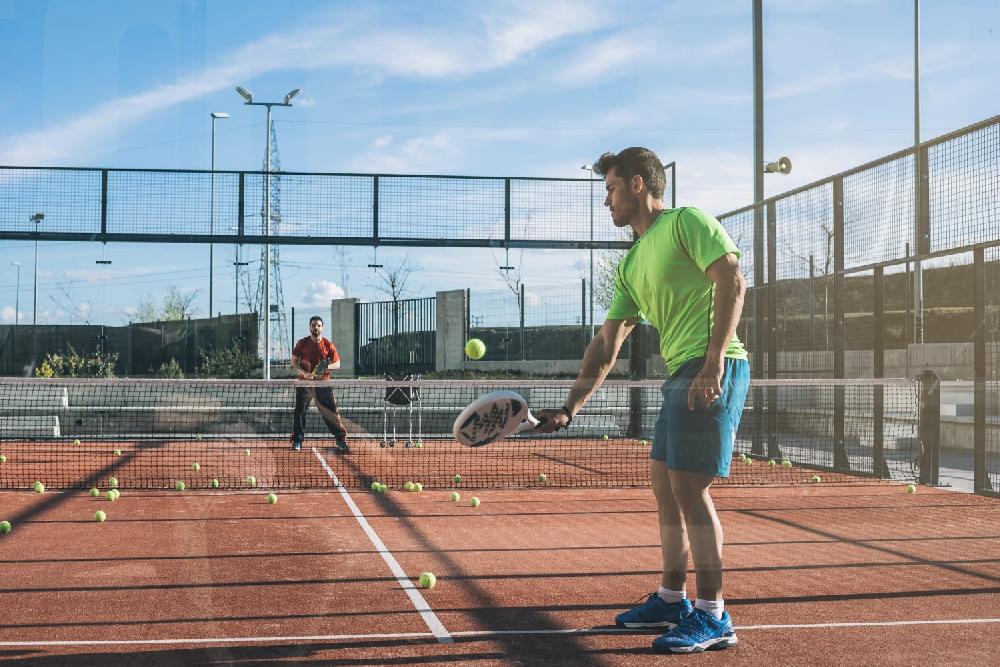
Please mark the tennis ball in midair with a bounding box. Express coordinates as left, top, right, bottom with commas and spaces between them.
109, 477, 119, 488
0, 520, 10, 534
33, 481, 44, 493
89, 487, 100, 497
449, 491, 460, 502
810, 475, 821, 484
266, 493, 278, 504
906, 484, 917, 494
403, 481, 415, 491
469, 497, 480, 507
453, 474, 462, 484
537, 473, 547, 482
191, 462, 201, 472
418, 572, 437, 589
210, 478, 219, 489
781, 460, 792, 468
175, 480, 186, 491
94, 510, 107, 522
465, 338, 486, 360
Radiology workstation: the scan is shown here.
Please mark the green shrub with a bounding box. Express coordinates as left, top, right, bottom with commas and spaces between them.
198, 344, 262, 379
34, 345, 118, 378
154, 358, 185, 379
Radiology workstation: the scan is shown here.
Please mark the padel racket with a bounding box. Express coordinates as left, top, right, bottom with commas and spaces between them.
452, 390, 544, 447
310, 356, 332, 379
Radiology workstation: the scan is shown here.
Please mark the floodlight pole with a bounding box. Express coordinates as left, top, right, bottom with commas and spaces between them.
581, 165, 595, 341
239, 89, 297, 379
913, 0, 924, 344
209, 112, 228, 320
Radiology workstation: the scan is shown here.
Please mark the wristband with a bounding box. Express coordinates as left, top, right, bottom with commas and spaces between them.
559, 405, 573, 425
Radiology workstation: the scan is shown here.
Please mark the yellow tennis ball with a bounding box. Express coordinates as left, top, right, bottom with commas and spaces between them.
113, 449, 122, 456
768, 459, 776, 466
418, 572, 437, 589
109, 477, 119, 488
266, 493, 278, 504
781, 460, 792, 468
464, 338, 486, 360
0, 454, 6, 463
453, 474, 462, 483
246, 475, 256, 487
537, 473, 547, 482
0, 520, 11, 534
94, 510, 107, 522
449, 491, 460, 502
89, 487, 100, 497
602, 434, 609, 440
810, 475, 821, 483
73, 439, 80, 445
210, 478, 219, 489
33, 481, 44, 493
469, 496, 480, 507
414, 482, 423, 492
906, 484, 917, 494
191, 462, 201, 472
371, 481, 381, 491
403, 481, 415, 491
244, 448, 251, 457
105, 490, 117, 501
175, 480, 186, 491
739, 453, 747, 461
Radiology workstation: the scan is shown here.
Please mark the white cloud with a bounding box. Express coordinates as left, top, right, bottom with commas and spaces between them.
303, 280, 346, 308
372, 134, 393, 149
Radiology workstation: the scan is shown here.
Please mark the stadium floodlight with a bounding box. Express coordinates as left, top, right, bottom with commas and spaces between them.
763, 156, 792, 175
283, 88, 301, 105
236, 86, 253, 103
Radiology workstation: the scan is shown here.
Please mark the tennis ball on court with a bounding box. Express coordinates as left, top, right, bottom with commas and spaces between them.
196, 434, 203, 440
418, 572, 437, 589
453, 474, 462, 484
449, 491, 460, 502
89, 487, 100, 497
175, 480, 186, 491
403, 481, 415, 491
0, 454, 5, 463
33, 481, 44, 493
244, 448, 251, 457
371, 481, 381, 491
73, 438, 80, 445
111, 489, 121, 500
210, 478, 219, 489
464, 338, 486, 360
469, 496, 480, 507
94, 510, 107, 523
738, 453, 747, 461
109, 477, 119, 488
266, 493, 278, 504
810, 475, 821, 484
602, 434, 609, 440
246, 475, 256, 487
113, 449, 122, 456
191, 462, 201, 472
105, 490, 117, 501
745, 458, 753, 465
0, 520, 10, 534
768, 459, 776, 466
414, 482, 423, 492
640, 439, 648, 446
415, 440, 424, 448
537, 473, 547, 482
378, 484, 389, 494
906, 484, 917, 494
781, 460, 792, 468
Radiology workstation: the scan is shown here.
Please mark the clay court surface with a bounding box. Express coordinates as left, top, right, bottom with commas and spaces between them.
1, 449, 998, 666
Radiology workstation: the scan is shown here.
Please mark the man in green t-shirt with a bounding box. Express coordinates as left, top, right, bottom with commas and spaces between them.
538, 147, 749, 654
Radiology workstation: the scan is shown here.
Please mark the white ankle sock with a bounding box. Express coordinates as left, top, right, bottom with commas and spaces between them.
695, 598, 724, 620
657, 586, 686, 604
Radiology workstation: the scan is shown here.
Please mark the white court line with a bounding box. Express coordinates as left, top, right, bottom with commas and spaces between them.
1, 618, 998, 647
311, 448, 453, 644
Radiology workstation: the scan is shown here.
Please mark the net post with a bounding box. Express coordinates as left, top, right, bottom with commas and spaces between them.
918, 369, 940, 485
832, 178, 849, 472
751, 201, 765, 458
627, 325, 648, 438
873, 267, 889, 477
765, 201, 779, 460
580, 279, 586, 358
973, 248, 991, 493
519, 283, 526, 361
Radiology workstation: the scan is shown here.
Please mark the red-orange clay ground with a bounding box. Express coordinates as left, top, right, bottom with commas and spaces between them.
0, 470, 997, 665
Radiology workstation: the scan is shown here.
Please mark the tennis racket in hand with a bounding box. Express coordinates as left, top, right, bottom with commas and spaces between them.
452, 390, 547, 447
310, 356, 332, 379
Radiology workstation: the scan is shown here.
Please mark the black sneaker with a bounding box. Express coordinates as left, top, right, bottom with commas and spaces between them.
290, 439, 302, 451
335, 436, 350, 453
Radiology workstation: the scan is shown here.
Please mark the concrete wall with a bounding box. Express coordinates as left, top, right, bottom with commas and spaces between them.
329, 298, 358, 376
436, 290, 468, 372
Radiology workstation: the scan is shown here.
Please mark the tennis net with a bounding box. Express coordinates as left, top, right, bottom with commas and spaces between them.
0, 377, 929, 490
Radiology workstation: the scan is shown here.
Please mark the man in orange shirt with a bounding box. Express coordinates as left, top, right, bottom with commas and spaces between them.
290, 315, 349, 453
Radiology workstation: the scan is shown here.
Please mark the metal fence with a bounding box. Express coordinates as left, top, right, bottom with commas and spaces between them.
355, 297, 435, 376
0, 164, 675, 249
717, 114, 1000, 496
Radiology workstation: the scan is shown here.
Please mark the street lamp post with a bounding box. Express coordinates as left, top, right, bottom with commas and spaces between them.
210, 112, 229, 320
30, 213, 43, 326
580, 165, 595, 341
236, 86, 300, 380
10, 261, 20, 368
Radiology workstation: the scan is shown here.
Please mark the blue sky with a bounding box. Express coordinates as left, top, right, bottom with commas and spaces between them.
1, 0, 998, 347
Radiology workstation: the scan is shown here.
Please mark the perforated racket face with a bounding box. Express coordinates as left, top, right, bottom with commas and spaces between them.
452, 390, 529, 447
311, 358, 330, 378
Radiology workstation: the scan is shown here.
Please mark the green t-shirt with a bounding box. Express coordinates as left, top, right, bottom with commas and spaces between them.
606, 207, 748, 375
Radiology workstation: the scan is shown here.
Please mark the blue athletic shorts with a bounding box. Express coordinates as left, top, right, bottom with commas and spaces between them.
650, 357, 751, 477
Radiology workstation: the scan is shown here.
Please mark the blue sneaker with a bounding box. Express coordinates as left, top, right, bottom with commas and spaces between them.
652, 608, 737, 653
615, 593, 692, 628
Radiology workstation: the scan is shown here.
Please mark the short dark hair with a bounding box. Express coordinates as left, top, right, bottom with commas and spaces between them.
593, 147, 665, 200
309, 316, 323, 325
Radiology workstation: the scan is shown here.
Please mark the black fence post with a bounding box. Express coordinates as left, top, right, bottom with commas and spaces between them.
519, 283, 525, 362
832, 178, 849, 471
751, 201, 765, 458
973, 248, 991, 493
873, 267, 889, 477
580, 279, 586, 358
765, 201, 780, 460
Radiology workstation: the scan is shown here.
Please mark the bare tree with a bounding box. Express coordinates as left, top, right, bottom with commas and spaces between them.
130, 295, 159, 322
49, 285, 93, 324
491, 246, 524, 298
371, 255, 419, 302
594, 226, 634, 309
161, 286, 201, 320
333, 246, 352, 297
